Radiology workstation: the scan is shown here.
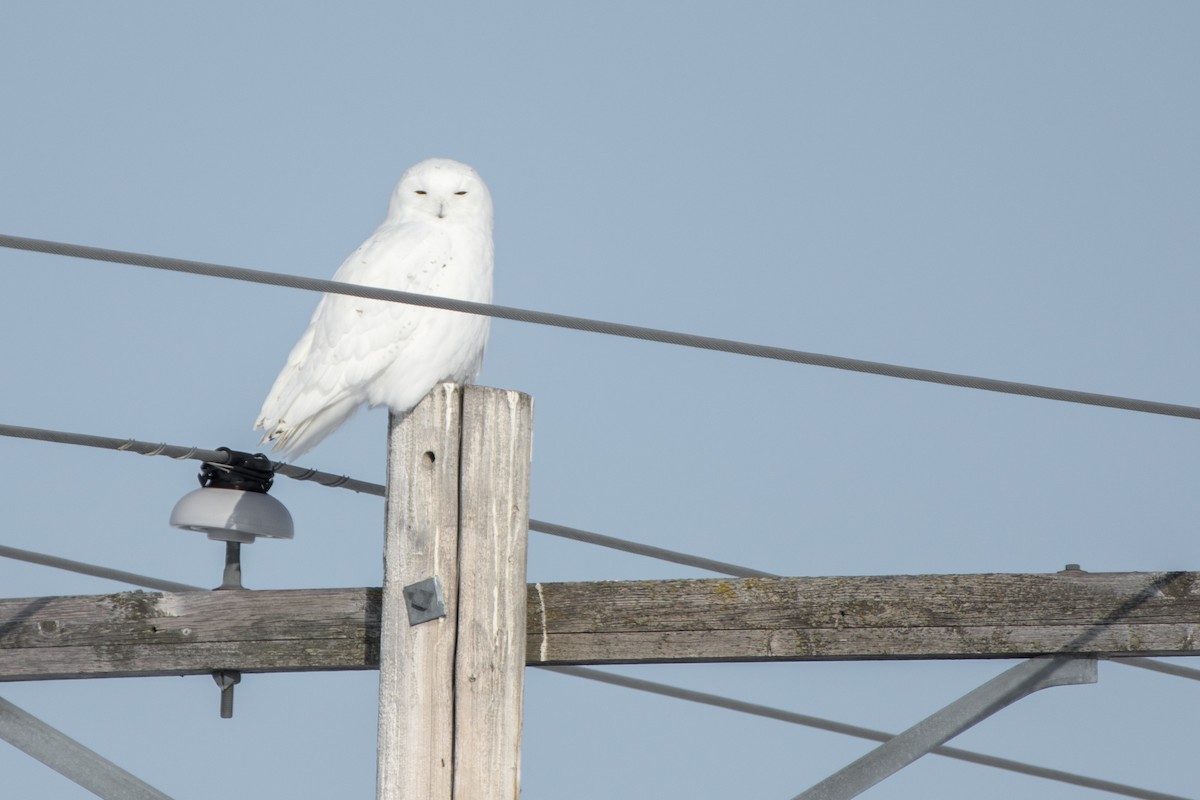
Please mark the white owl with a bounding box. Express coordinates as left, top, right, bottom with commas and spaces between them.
254, 158, 494, 459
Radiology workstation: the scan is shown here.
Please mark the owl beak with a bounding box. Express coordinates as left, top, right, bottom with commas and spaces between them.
437, 202, 446, 219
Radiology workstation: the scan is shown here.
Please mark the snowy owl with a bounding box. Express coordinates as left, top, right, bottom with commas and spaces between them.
254, 158, 494, 459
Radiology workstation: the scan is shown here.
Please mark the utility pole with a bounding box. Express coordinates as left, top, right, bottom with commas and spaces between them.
376, 384, 533, 800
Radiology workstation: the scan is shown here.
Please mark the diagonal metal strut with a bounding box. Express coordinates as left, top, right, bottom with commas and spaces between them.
0, 696, 175, 800
794, 656, 1097, 800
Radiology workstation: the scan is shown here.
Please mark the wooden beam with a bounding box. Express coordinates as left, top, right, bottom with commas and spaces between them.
527, 571, 1200, 664
2, 572, 1198, 681
0, 587, 379, 681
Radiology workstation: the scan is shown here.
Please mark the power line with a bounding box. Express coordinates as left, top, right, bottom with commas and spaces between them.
543, 666, 1187, 800
527, 519, 775, 578
0, 422, 766, 578
0, 544, 201, 593
4, 233, 1199, 421
1114, 657, 1200, 683
0, 423, 384, 496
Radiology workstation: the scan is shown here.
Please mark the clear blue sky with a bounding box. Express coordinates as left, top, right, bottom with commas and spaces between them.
2, 2, 1198, 798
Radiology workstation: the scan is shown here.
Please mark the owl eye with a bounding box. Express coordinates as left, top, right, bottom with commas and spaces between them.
414, 190, 427, 195
454, 191, 468, 196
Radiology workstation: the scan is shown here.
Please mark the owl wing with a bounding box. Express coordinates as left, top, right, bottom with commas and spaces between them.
254, 223, 438, 457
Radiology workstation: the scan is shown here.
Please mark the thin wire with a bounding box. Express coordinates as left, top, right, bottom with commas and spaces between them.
0, 545, 202, 593
4, 234, 1198, 421
0, 423, 385, 496
1113, 657, 1200, 682
0, 422, 762, 577
528, 520, 775, 578
16, 425, 228, 463
544, 666, 1187, 800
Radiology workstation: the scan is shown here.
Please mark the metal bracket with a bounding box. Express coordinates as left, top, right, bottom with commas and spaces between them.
794, 656, 1098, 800
403, 576, 446, 625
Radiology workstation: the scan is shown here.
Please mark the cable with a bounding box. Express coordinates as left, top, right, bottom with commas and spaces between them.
0, 423, 385, 496
0, 545, 202, 593
1113, 657, 1200, 683
543, 666, 1187, 800
0, 422, 762, 578
528, 520, 775, 578
4, 234, 1199, 421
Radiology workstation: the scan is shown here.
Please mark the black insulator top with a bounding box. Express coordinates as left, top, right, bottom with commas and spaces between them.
198, 447, 275, 493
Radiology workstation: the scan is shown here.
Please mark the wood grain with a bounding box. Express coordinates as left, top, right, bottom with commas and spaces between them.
453, 386, 533, 800
2, 572, 1198, 683
377, 385, 462, 800
526, 571, 1200, 663
0, 587, 379, 680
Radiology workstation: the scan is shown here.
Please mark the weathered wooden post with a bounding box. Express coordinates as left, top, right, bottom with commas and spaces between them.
376, 384, 533, 800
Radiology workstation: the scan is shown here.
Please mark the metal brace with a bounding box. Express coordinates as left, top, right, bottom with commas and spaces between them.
794, 656, 1098, 800
403, 576, 447, 625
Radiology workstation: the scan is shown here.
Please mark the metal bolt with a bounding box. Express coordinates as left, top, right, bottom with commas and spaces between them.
212, 670, 241, 718
216, 541, 244, 590
409, 587, 433, 610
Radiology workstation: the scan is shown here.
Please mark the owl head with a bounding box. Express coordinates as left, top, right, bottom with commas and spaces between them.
387, 158, 493, 227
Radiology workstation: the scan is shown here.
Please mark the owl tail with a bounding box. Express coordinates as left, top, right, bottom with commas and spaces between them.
258, 395, 362, 460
